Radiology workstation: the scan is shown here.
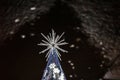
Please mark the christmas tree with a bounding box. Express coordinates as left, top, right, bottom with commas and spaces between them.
38, 29, 68, 80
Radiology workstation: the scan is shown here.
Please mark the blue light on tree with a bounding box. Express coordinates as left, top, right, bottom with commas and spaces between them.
38, 29, 68, 80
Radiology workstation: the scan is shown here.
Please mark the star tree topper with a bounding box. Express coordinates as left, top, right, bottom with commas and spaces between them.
38, 29, 68, 61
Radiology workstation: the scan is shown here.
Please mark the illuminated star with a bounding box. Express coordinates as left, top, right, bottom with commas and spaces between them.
38, 29, 68, 61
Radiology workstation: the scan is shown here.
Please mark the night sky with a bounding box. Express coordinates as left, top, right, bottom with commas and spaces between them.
0, 0, 119, 80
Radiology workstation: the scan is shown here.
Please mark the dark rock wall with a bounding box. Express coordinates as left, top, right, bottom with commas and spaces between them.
0, 0, 120, 79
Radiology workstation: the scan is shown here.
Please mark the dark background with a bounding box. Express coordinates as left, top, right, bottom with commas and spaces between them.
0, 0, 120, 80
